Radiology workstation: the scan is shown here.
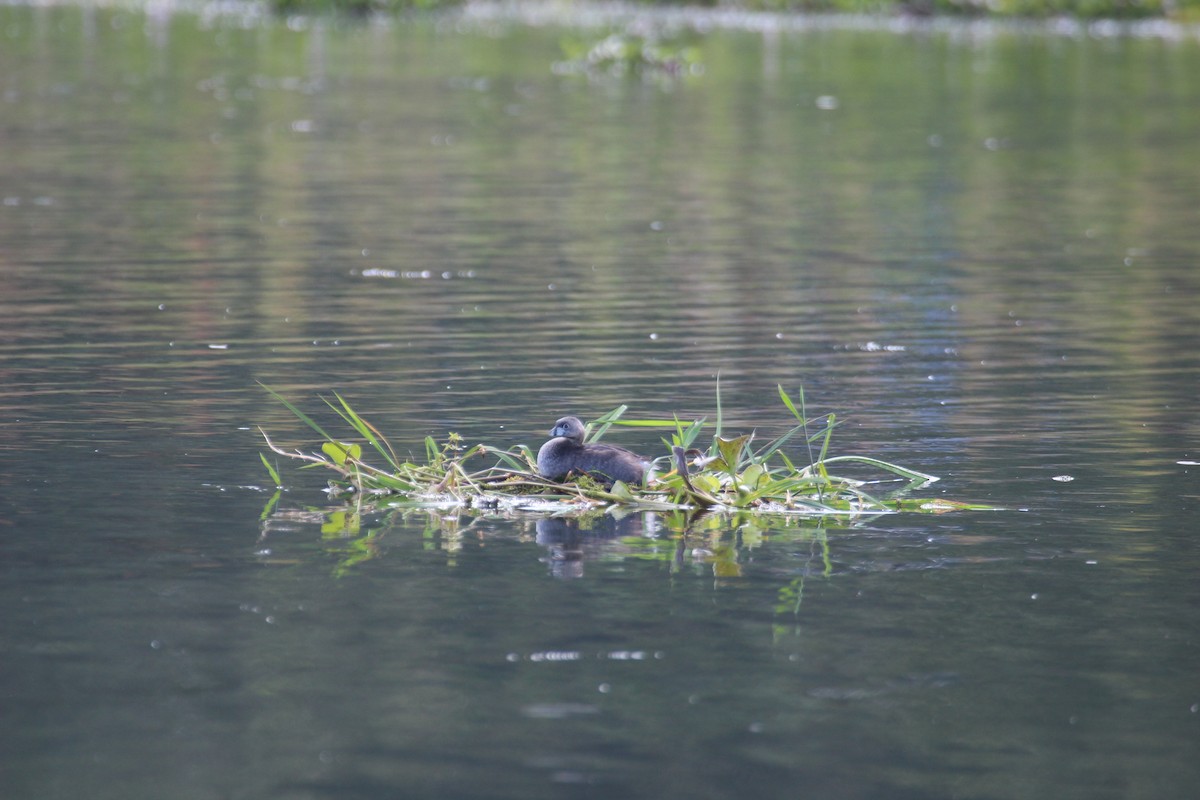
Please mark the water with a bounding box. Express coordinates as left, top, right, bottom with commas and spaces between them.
2, 4, 1199, 798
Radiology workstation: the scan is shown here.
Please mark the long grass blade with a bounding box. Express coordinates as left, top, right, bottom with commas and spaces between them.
259, 452, 282, 487
713, 372, 724, 447
325, 392, 402, 471
587, 405, 628, 443
754, 421, 805, 464
260, 382, 336, 442
778, 384, 802, 421
820, 455, 939, 484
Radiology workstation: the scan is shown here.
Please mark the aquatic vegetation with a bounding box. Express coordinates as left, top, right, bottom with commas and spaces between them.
555, 31, 703, 77
259, 383, 991, 517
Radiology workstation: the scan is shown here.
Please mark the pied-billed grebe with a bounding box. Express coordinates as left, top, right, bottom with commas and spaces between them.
536, 416, 650, 487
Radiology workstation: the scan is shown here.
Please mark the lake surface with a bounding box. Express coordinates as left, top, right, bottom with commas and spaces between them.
2, 3, 1198, 798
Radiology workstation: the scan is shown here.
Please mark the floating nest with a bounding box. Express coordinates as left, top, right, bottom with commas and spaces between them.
258, 384, 994, 519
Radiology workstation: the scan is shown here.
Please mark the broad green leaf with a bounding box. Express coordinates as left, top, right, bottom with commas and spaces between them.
740, 463, 767, 490
322, 441, 361, 465
715, 435, 751, 472
608, 480, 636, 501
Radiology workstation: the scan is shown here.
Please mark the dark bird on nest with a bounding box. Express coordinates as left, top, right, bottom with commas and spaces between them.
536, 416, 650, 488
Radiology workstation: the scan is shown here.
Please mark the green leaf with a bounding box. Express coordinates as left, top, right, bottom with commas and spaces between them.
259, 452, 282, 486
778, 384, 802, 421
754, 422, 804, 464
666, 416, 707, 450
322, 441, 361, 465
608, 480, 636, 502
715, 434, 751, 472
326, 392, 401, 471
703, 457, 730, 473
714, 372, 724, 442
819, 455, 939, 484
587, 405, 628, 443
740, 463, 767, 490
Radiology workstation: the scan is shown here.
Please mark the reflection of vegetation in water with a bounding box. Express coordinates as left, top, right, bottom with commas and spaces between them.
260, 502, 479, 575
260, 495, 840, 590
258, 501, 844, 646
772, 525, 832, 642
556, 31, 703, 77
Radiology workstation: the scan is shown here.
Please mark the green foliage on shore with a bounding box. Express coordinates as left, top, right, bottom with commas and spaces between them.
742, 0, 1189, 20
270, 0, 438, 12
265, 0, 1200, 22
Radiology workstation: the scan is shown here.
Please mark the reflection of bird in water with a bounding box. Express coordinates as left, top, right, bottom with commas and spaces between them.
535, 518, 586, 580
534, 514, 661, 580
536, 416, 650, 487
